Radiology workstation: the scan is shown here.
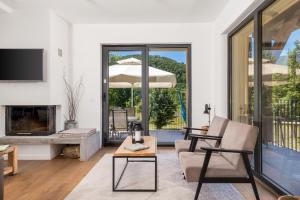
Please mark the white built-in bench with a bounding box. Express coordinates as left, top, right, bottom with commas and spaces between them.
0, 129, 100, 161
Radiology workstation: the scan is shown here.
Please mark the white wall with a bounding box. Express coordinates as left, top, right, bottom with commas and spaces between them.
49, 12, 72, 131
0, 11, 72, 159
72, 23, 214, 142
0, 9, 50, 138
0, 10, 72, 132
0, 9, 50, 105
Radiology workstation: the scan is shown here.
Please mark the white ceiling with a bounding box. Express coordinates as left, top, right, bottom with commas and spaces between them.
0, 0, 229, 24
0, 1, 12, 14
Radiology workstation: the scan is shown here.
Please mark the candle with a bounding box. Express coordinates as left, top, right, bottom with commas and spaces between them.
135, 131, 141, 142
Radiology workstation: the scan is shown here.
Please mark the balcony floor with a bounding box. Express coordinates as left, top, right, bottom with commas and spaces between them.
262, 144, 300, 195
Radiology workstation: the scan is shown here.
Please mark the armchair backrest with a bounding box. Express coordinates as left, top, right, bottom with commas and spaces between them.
206, 116, 229, 147
220, 121, 258, 167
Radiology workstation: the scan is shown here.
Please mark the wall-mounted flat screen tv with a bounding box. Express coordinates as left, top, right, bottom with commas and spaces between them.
0, 49, 44, 81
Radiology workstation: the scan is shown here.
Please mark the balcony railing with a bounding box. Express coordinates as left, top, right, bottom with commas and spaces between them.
271, 100, 300, 152
149, 110, 185, 130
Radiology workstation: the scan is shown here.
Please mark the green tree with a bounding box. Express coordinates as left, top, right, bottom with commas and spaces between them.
149, 55, 186, 84
270, 40, 300, 117
108, 88, 131, 108
272, 41, 300, 103
149, 89, 177, 129
109, 55, 123, 65
285, 40, 300, 100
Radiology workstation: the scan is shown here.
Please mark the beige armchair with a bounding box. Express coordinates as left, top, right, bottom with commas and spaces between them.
175, 116, 229, 155
179, 121, 259, 200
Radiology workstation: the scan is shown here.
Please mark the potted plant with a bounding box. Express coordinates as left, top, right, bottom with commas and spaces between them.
64, 76, 83, 130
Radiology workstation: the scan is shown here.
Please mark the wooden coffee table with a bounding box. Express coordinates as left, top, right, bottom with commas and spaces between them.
0, 145, 18, 176
112, 136, 157, 192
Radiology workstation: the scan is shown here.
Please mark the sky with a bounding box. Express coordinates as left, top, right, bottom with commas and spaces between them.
110, 50, 187, 64
150, 51, 187, 64
272, 29, 300, 65
279, 29, 300, 57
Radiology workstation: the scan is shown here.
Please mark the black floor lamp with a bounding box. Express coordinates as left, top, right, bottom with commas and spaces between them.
203, 104, 211, 126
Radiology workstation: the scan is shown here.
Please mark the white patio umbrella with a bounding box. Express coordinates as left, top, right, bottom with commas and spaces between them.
248, 58, 300, 86
109, 58, 177, 106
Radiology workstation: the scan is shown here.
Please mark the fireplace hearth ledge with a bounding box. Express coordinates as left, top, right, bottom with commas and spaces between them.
0, 130, 100, 161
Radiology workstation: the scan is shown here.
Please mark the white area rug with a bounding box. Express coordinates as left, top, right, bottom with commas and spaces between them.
66, 153, 245, 200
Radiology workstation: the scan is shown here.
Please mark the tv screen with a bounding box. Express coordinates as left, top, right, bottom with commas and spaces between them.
0, 49, 44, 81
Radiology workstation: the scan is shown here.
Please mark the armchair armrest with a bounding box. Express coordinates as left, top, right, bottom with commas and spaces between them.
183, 127, 208, 131
189, 134, 222, 141
200, 147, 253, 154
188, 135, 222, 152
183, 127, 209, 140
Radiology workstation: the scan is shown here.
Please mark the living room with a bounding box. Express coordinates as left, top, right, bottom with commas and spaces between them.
0, 0, 299, 200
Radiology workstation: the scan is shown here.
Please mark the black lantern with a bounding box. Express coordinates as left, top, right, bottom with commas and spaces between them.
131, 122, 144, 144
203, 104, 211, 126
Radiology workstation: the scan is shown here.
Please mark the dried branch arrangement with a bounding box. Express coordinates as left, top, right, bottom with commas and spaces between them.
64, 76, 84, 121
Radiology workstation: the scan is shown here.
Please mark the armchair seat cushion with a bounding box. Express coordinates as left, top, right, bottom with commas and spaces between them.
175, 140, 212, 155
179, 152, 247, 182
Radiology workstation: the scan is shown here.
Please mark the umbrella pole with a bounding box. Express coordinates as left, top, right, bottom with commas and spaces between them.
131, 85, 134, 107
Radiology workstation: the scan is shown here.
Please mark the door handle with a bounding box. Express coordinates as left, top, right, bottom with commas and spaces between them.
103, 93, 106, 102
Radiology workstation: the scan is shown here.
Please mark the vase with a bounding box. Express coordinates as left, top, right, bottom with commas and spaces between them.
64, 120, 78, 130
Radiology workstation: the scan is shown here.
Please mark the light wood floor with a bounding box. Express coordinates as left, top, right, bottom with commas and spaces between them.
4, 147, 278, 200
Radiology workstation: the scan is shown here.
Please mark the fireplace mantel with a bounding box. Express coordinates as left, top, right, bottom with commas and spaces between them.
0, 129, 100, 161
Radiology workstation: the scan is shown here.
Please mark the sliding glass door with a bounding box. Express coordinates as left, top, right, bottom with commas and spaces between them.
102, 45, 191, 145
230, 20, 255, 166
148, 47, 190, 144
229, 0, 300, 195
102, 48, 145, 144
261, 0, 300, 195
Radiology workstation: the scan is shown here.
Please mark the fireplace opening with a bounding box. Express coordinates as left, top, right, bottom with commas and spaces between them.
5, 106, 56, 136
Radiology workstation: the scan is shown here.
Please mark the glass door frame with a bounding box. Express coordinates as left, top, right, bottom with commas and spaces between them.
102, 45, 147, 146
102, 44, 192, 146
228, 0, 296, 195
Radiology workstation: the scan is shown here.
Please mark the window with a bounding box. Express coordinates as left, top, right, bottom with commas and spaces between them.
231, 20, 255, 125
229, 0, 300, 195
261, 0, 300, 194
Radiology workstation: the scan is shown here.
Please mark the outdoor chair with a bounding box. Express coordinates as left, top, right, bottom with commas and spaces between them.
110, 109, 128, 140
174, 116, 229, 156
125, 107, 135, 117
179, 120, 260, 200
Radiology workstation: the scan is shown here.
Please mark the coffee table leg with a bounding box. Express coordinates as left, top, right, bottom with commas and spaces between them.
113, 156, 157, 192
113, 156, 130, 191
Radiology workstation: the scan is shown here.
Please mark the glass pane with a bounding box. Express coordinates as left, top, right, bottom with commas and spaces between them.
231, 20, 255, 125
262, 0, 300, 194
148, 48, 188, 144
107, 50, 142, 143
231, 20, 255, 165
